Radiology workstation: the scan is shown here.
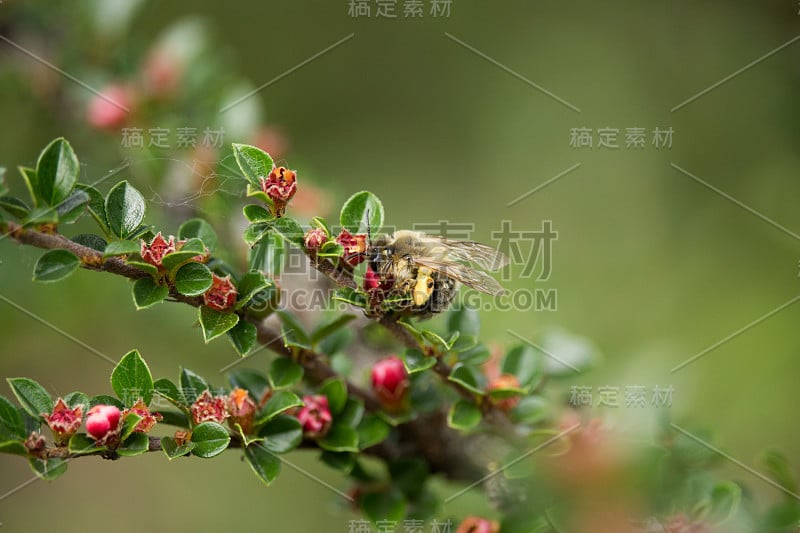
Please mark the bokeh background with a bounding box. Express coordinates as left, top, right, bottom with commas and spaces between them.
1, 1, 799, 531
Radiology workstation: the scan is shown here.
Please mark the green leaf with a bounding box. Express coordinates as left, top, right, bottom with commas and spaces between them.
361, 490, 406, 524
157, 410, 189, 427
17, 166, 36, 207
243, 222, 270, 247
357, 414, 390, 449
318, 423, 359, 452
131, 277, 168, 310
451, 334, 478, 353
33, 249, 80, 283
24, 206, 58, 226
760, 450, 798, 493
56, 189, 90, 224
117, 432, 149, 456
339, 190, 384, 234
235, 270, 270, 309
258, 414, 302, 454
199, 306, 240, 343
447, 399, 482, 431
125, 260, 159, 278
104, 180, 146, 239
311, 314, 356, 345
248, 232, 284, 275
7, 377, 52, 419
457, 343, 491, 365
320, 378, 347, 416
403, 348, 437, 374
232, 143, 274, 189
502, 345, 543, 390
179, 368, 208, 404
89, 395, 125, 409
153, 378, 182, 405
161, 436, 195, 459
76, 184, 107, 232
447, 306, 481, 338
311, 216, 331, 236
276, 311, 311, 350
389, 458, 429, 498
245, 443, 281, 485
0, 395, 25, 440
339, 398, 365, 428
191, 421, 230, 458
511, 395, 550, 425
540, 329, 599, 376
421, 329, 459, 351
448, 364, 486, 396
226, 320, 257, 356
0, 441, 29, 456
111, 349, 154, 406
178, 217, 218, 252
243, 204, 273, 223
268, 358, 304, 390
29, 457, 67, 480
35, 137, 79, 206
317, 241, 344, 258
120, 412, 143, 440
175, 262, 213, 296
103, 239, 140, 258
71, 233, 107, 252
273, 217, 305, 247
257, 390, 302, 425
321, 451, 355, 473
0, 196, 31, 218
160, 238, 205, 272
62, 391, 89, 410
707, 481, 741, 525
68, 433, 101, 455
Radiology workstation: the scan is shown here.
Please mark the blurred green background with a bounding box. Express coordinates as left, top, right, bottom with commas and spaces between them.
1, 1, 799, 530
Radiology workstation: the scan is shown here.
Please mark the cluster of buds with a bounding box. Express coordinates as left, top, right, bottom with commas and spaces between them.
203, 274, 238, 311
371, 356, 409, 412
260, 166, 297, 217
140, 232, 210, 268
189, 388, 258, 434
335, 229, 368, 266
295, 395, 332, 438
42, 398, 83, 446
126, 399, 163, 433
86, 405, 123, 447
455, 516, 500, 533
303, 227, 328, 253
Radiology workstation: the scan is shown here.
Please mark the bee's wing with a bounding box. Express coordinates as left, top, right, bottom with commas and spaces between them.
426, 237, 509, 271
413, 257, 506, 295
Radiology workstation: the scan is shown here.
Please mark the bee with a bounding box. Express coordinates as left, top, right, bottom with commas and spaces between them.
367, 230, 509, 318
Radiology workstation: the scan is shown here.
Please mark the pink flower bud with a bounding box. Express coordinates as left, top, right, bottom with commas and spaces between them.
24, 432, 46, 457
260, 166, 297, 217
140, 232, 176, 267
86, 405, 122, 447
364, 266, 381, 291
335, 229, 368, 266
304, 228, 328, 252
203, 274, 237, 311
126, 399, 162, 434
371, 356, 409, 410
296, 395, 332, 438
456, 516, 500, 533
86, 84, 132, 130
227, 388, 257, 435
43, 398, 83, 445
487, 374, 522, 411
190, 390, 229, 425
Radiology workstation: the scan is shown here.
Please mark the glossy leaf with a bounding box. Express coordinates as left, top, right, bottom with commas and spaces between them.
191, 421, 230, 458
0, 395, 25, 440
339, 190, 384, 234
35, 137, 79, 206
179, 368, 208, 404
357, 414, 390, 449
448, 364, 486, 396
111, 350, 154, 406
199, 306, 240, 343
175, 262, 213, 296
131, 277, 168, 309
102, 239, 140, 258
403, 349, 437, 374
178, 217, 218, 252
447, 399, 482, 431
318, 423, 359, 452
33, 249, 80, 283
161, 436, 194, 460
232, 143, 274, 189
245, 443, 281, 485
7, 377, 52, 419
105, 180, 146, 239
268, 358, 304, 390
29, 457, 67, 480
258, 414, 302, 454
227, 320, 258, 356
257, 390, 302, 425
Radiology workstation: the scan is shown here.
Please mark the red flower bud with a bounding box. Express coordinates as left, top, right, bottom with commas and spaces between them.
260, 166, 297, 217
227, 388, 257, 435
335, 229, 368, 266
126, 399, 162, 434
303, 228, 328, 252
140, 232, 176, 267
86, 84, 132, 130
456, 516, 500, 533
190, 390, 229, 425
24, 432, 46, 456
296, 395, 332, 438
487, 374, 522, 411
86, 404, 122, 447
364, 266, 381, 291
203, 274, 237, 311
43, 398, 83, 445
371, 356, 409, 410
